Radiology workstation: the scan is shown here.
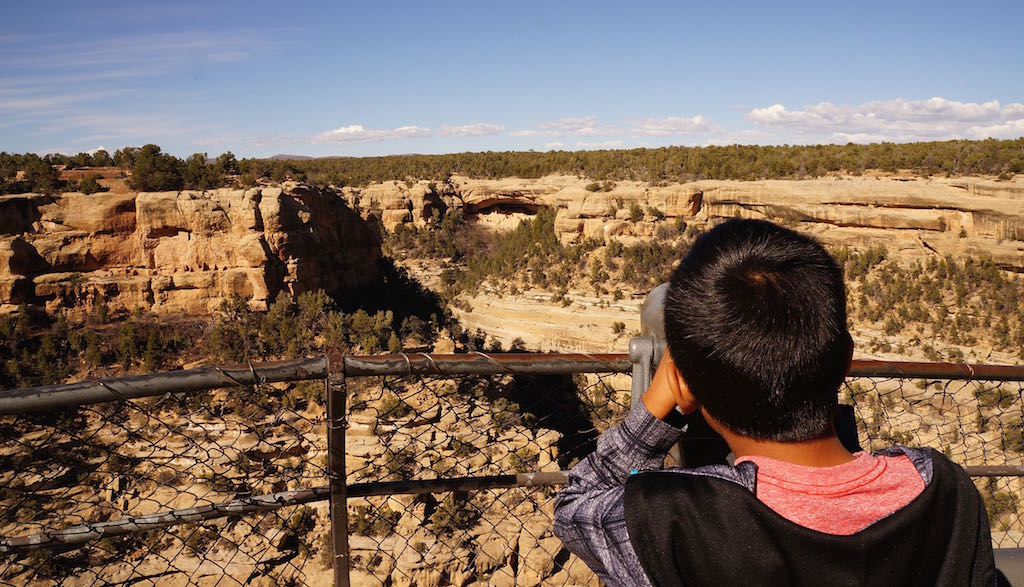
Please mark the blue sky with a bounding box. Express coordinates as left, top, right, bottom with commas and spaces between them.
2, 0, 1022, 158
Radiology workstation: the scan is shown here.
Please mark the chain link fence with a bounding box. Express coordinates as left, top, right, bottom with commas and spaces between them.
844, 374, 1024, 548
0, 361, 334, 586
1, 354, 1023, 586
342, 366, 631, 586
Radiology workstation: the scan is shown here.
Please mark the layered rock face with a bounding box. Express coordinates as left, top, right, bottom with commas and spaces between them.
0, 183, 381, 315
348, 174, 1024, 272
349, 174, 1024, 354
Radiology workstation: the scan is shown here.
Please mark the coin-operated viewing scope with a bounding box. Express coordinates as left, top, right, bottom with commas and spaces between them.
629, 283, 731, 467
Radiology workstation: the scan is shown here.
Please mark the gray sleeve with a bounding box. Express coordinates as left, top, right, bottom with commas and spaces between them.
553, 401, 684, 586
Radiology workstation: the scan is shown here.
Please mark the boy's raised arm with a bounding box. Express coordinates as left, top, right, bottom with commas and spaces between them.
641, 351, 690, 421
553, 353, 685, 585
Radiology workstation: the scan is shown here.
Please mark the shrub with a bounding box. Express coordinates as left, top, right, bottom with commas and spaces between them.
387, 332, 402, 353
430, 492, 479, 535
130, 144, 184, 191
1002, 419, 1024, 454
383, 446, 417, 480
980, 478, 1020, 530
974, 385, 1017, 410
116, 320, 139, 367
285, 507, 317, 534
508, 447, 538, 473
449, 437, 475, 458
318, 530, 334, 568
349, 505, 400, 537
380, 393, 413, 419
180, 523, 217, 555
79, 174, 102, 194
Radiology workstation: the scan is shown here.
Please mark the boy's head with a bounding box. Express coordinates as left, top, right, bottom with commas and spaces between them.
664, 219, 851, 442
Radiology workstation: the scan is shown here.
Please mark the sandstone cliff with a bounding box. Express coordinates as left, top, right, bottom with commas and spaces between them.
348, 174, 1024, 272
350, 174, 1024, 355
0, 183, 381, 315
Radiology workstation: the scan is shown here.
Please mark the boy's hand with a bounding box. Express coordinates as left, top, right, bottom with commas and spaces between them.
642, 350, 694, 420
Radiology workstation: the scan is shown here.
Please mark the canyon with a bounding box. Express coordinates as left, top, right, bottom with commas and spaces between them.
2, 173, 1022, 360
3, 173, 1023, 586
351, 174, 1024, 268
348, 174, 1024, 356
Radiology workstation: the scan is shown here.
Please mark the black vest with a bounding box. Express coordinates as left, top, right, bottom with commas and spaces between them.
624, 449, 995, 587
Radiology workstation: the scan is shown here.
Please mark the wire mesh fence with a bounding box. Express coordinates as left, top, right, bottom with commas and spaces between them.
343, 370, 631, 586
843, 375, 1024, 548
0, 374, 333, 586
1, 355, 1023, 586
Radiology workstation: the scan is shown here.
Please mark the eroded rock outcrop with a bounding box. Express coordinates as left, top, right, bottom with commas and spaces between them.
348, 174, 1024, 272
0, 183, 381, 315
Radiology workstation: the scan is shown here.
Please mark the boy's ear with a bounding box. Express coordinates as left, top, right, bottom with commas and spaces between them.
668, 365, 701, 415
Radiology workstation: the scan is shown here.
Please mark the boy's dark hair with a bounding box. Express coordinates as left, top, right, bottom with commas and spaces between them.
664, 219, 850, 442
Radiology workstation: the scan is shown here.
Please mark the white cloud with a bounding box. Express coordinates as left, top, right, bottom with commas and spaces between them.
704, 128, 781, 146
967, 118, 1024, 139
513, 114, 721, 140
746, 97, 1024, 142
1, 31, 276, 72
545, 142, 566, 150
1004, 103, 1024, 118
576, 140, 624, 149
540, 116, 610, 136
0, 89, 128, 113
312, 124, 432, 144
628, 115, 717, 136
437, 123, 505, 137
509, 129, 545, 137
511, 116, 616, 137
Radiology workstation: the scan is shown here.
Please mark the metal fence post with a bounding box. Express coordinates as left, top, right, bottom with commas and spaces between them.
326, 355, 350, 587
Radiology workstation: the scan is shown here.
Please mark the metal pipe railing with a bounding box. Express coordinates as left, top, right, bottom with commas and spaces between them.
0, 352, 631, 414
0, 357, 327, 415
2, 353, 1022, 415
848, 359, 1024, 381
0, 486, 330, 554
342, 352, 631, 376
0, 471, 571, 555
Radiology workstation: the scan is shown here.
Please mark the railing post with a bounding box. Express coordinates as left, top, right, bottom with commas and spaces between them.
327, 355, 350, 587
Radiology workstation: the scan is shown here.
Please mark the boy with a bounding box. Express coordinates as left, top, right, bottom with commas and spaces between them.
554, 219, 995, 586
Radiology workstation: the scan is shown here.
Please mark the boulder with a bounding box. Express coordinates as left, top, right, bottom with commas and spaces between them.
475, 532, 515, 574
489, 564, 516, 587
